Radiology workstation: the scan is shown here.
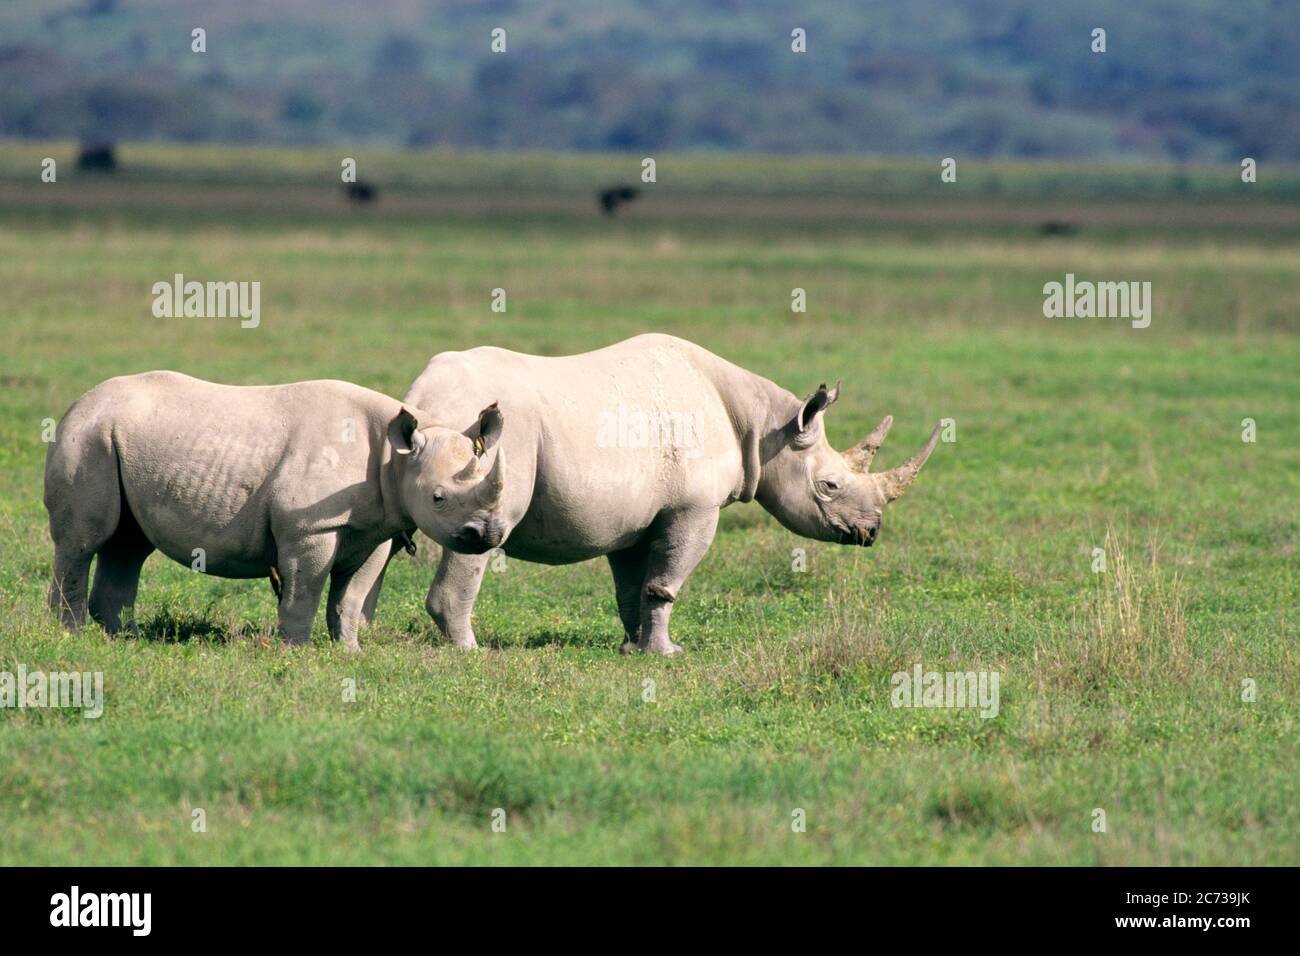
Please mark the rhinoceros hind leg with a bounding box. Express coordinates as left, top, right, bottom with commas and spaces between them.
49, 551, 94, 630
426, 548, 490, 649
635, 509, 718, 656
46, 423, 122, 630
608, 542, 650, 653
88, 502, 154, 634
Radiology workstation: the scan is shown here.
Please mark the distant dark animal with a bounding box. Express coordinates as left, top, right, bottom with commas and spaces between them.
344, 181, 378, 204
599, 185, 640, 216
76, 143, 117, 173
1038, 220, 1079, 237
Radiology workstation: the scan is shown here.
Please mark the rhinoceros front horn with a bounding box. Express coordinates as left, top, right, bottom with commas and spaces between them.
876, 421, 943, 502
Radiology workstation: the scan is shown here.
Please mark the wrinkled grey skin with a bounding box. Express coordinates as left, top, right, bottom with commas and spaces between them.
44, 372, 506, 648
357, 334, 942, 655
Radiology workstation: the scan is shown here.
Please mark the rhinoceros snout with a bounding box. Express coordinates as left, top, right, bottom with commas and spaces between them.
449, 519, 505, 554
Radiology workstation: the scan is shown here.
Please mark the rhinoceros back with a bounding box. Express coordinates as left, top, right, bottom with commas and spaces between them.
46, 373, 392, 577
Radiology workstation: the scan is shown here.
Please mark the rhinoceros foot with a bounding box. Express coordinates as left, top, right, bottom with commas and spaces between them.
636, 638, 684, 657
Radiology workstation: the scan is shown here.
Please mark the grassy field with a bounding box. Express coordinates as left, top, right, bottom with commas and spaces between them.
1, 142, 1297, 864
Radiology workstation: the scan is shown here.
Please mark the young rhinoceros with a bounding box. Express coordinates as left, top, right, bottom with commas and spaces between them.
352, 333, 943, 655
43, 372, 507, 648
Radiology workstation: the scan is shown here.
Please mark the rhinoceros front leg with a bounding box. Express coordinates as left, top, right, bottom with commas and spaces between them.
326, 539, 394, 652
426, 547, 491, 649
358, 538, 403, 627
635, 508, 719, 656
275, 535, 336, 646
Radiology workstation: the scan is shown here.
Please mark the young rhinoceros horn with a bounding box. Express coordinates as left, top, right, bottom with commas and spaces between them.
456, 445, 506, 504
875, 421, 944, 502
480, 446, 506, 505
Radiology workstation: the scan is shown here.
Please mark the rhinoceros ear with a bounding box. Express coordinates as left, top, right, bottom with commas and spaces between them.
795, 381, 840, 436
387, 408, 425, 457
466, 402, 504, 456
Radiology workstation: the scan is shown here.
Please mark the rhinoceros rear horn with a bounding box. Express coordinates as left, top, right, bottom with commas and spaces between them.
455, 454, 481, 482
844, 414, 894, 472
878, 420, 944, 502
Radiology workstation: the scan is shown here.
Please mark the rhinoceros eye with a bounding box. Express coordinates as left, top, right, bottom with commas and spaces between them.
433, 488, 446, 505
817, 478, 840, 497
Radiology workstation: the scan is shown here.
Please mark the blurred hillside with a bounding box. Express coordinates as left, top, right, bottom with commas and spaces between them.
2, 0, 1298, 161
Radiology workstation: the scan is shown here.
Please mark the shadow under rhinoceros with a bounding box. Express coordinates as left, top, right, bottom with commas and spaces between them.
124, 606, 269, 644
474, 629, 602, 651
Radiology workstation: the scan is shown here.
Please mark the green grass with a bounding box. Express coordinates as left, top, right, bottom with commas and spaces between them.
1, 144, 1297, 864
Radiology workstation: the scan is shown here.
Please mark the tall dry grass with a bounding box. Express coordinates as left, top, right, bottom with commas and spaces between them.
1058, 527, 1193, 688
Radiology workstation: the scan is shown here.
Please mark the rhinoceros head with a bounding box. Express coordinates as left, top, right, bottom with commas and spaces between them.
387, 403, 508, 554
758, 383, 942, 547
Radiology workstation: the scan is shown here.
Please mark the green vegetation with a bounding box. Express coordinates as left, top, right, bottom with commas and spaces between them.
0, 144, 1296, 864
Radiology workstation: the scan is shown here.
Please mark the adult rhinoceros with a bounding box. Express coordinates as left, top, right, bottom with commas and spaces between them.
365, 334, 943, 655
